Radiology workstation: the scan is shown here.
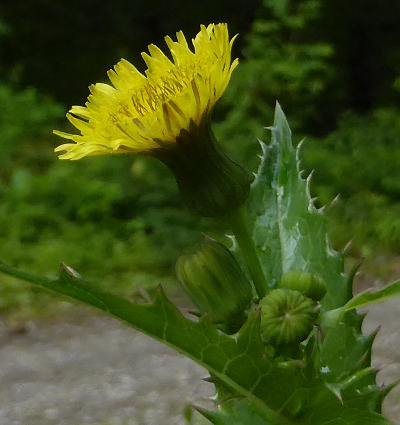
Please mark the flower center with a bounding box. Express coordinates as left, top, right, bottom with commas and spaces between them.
129, 66, 197, 118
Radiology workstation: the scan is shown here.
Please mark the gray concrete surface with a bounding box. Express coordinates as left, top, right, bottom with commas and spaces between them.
363, 298, 400, 423
0, 299, 399, 425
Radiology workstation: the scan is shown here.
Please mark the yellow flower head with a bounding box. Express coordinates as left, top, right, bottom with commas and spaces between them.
54, 23, 238, 160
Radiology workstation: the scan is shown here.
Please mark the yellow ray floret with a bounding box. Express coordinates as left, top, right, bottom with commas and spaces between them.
54, 23, 238, 160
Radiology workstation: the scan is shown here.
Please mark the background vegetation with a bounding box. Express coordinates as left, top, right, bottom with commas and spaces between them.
1, 0, 400, 318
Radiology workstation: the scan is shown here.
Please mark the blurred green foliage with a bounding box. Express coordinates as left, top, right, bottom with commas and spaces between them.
1, 0, 400, 317
304, 108, 400, 255
0, 84, 63, 162
0, 153, 208, 316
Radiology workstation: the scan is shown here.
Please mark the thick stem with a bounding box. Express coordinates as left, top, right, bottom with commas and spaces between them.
229, 206, 269, 299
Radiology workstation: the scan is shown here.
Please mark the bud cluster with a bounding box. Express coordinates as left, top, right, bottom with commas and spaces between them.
260, 271, 326, 346
278, 271, 326, 301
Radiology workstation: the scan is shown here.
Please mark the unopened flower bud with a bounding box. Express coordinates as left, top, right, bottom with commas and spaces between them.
260, 288, 318, 346
278, 271, 327, 301
176, 238, 253, 333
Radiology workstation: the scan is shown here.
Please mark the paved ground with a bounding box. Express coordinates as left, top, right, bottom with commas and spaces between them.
362, 298, 400, 423
0, 299, 399, 425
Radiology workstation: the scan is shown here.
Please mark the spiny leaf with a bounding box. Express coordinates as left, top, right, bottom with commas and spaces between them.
319, 322, 378, 381
195, 399, 276, 425
305, 391, 393, 425
325, 367, 378, 401
374, 381, 400, 414
248, 102, 348, 310
244, 104, 394, 422
0, 261, 295, 425
343, 280, 400, 311
285, 382, 393, 424
345, 260, 363, 299
198, 391, 393, 425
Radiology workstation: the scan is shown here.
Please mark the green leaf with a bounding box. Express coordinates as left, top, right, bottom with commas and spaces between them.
309, 409, 392, 425
319, 322, 378, 380
343, 280, 400, 311
248, 103, 349, 310
0, 261, 296, 425
304, 387, 393, 425
197, 399, 275, 425
197, 384, 393, 425
244, 103, 394, 422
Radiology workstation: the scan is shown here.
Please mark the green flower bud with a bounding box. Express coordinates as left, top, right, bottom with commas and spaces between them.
260, 288, 318, 346
278, 271, 327, 301
176, 238, 253, 333
155, 120, 251, 217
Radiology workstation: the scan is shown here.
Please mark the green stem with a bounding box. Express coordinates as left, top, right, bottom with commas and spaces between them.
229, 206, 269, 298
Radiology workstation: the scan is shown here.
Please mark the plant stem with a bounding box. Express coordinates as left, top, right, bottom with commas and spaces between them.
229, 206, 269, 298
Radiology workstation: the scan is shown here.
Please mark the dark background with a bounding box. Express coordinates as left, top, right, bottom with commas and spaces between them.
0, 0, 258, 105
1, 0, 400, 119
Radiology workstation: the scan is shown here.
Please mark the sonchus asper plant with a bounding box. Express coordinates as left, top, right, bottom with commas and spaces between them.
1, 23, 399, 425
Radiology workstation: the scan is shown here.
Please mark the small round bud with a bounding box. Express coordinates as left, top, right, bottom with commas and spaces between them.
260, 289, 318, 346
176, 238, 253, 333
278, 271, 327, 301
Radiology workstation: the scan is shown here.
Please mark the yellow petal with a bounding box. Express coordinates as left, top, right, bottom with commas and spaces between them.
54, 23, 238, 160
